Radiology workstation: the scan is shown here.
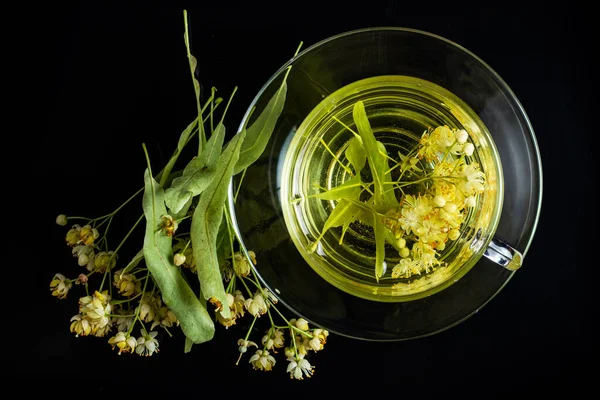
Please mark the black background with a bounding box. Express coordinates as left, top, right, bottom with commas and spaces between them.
17, 0, 593, 395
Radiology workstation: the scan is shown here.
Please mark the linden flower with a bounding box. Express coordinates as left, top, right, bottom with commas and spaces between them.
78, 225, 99, 246
69, 314, 91, 337
286, 354, 314, 380
262, 328, 285, 352
159, 214, 178, 237
88, 251, 117, 272
108, 332, 137, 355
249, 349, 276, 371
458, 163, 485, 196
65, 225, 82, 246
233, 251, 255, 277
72, 245, 95, 267
113, 269, 141, 297
151, 306, 179, 330
49, 273, 72, 299
136, 331, 159, 356
312, 328, 329, 347
392, 258, 422, 279
79, 291, 113, 336
139, 294, 161, 323
113, 308, 135, 332
399, 195, 433, 235
244, 292, 267, 317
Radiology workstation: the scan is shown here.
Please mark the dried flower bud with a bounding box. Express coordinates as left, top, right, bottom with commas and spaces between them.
174, 253, 186, 266
56, 214, 68, 226
77, 273, 88, 284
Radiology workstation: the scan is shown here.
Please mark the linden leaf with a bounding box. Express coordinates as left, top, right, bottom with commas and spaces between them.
352, 101, 398, 211
164, 123, 226, 214
191, 130, 246, 319
142, 170, 215, 344
311, 175, 363, 201
234, 82, 287, 175
346, 136, 366, 174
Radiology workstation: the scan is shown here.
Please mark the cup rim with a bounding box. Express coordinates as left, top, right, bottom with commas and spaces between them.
230, 26, 544, 341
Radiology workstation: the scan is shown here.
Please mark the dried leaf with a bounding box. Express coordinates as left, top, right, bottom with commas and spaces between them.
234, 82, 287, 175
142, 170, 215, 344
164, 123, 225, 214
191, 131, 246, 318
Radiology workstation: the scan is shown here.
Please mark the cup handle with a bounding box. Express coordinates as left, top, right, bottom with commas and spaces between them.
483, 237, 523, 271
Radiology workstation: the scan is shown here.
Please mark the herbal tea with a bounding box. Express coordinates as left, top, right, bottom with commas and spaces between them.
280, 75, 502, 302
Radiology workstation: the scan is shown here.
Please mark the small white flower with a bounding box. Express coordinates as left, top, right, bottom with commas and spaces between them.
248, 349, 276, 371
286, 354, 314, 380
463, 142, 475, 156
308, 336, 322, 351
136, 331, 159, 356
455, 129, 469, 144
244, 293, 267, 317
237, 339, 258, 354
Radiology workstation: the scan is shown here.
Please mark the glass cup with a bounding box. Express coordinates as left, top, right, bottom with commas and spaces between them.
228, 28, 542, 340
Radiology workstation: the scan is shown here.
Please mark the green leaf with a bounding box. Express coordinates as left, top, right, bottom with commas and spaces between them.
346, 136, 366, 174
184, 338, 194, 353
142, 170, 215, 344
234, 82, 287, 175
191, 131, 246, 318
159, 118, 197, 187
164, 123, 226, 214
215, 209, 231, 267
339, 204, 362, 244
352, 101, 398, 210
311, 175, 362, 201
312, 199, 361, 250
374, 217, 387, 281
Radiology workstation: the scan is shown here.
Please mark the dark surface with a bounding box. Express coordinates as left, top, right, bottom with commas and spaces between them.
18, 0, 592, 395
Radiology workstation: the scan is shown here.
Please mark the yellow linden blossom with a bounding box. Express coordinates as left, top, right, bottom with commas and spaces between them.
249, 349, 276, 371
50, 273, 72, 299
76, 290, 113, 337
113, 269, 141, 297
108, 332, 137, 355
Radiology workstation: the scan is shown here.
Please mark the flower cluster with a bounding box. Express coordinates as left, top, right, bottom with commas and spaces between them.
385, 126, 486, 279
238, 316, 329, 380
52, 212, 330, 375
